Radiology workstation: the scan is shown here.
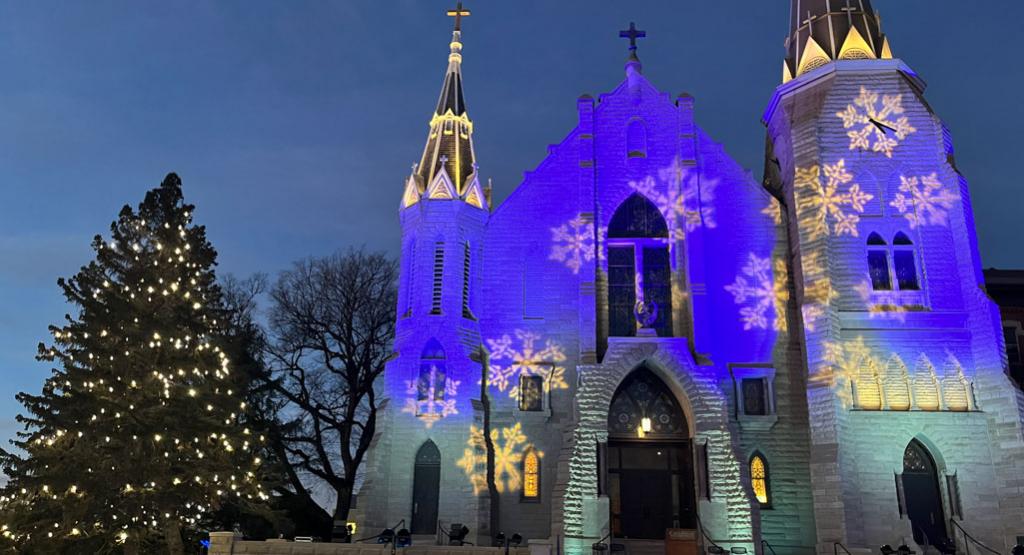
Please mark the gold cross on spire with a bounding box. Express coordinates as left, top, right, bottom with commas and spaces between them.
447, 1, 470, 32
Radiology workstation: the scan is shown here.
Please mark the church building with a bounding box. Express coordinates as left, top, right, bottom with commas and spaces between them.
352, 2, 1024, 553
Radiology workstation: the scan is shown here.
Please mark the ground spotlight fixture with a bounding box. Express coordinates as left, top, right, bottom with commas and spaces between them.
511, 533, 523, 547
449, 524, 470, 546
377, 528, 395, 544
496, 532, 506, 547
396, 528, 412, 547
1012, 545, 1024, 555
896, 545, 914, 555
879, 545, 895, 555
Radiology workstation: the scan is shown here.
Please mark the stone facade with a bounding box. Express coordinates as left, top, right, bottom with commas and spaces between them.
352, 6, 1024, 555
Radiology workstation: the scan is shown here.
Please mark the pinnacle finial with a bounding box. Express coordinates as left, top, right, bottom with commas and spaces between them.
446, 1, 471, 32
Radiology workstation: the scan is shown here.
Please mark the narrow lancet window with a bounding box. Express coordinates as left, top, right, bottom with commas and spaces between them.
750, 453, 770, 507
522, 449, 540, 500
867, 232, 891, 291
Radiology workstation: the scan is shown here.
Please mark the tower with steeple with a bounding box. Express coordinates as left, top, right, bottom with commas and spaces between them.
765, 0, 1024, 551
353, 2, 491, 542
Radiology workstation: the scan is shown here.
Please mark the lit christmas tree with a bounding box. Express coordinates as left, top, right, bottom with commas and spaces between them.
0, 174, 269, 554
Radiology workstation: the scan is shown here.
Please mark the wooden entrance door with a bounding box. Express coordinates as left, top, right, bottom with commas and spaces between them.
902, 440, 948, 547
411, 441, 441, 534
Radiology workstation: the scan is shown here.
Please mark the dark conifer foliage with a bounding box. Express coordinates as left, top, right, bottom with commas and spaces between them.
0, 174, 270, 554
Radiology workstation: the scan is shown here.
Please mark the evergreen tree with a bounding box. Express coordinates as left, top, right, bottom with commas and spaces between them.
0, 174, 270, 554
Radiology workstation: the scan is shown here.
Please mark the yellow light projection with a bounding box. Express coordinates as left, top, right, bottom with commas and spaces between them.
455, 423, 542, 495
852, 280, 918, 322
799, 250, 838, 332
819, 338, 974, 411
890, 173, 958, 228
629, 159, 720, 240
750, 455, 768, 504
725, 253, 789, 332
836, 87, 917, 158
486, 330, 568, 401
795, 160, 873, 239
762, 197, 783, 226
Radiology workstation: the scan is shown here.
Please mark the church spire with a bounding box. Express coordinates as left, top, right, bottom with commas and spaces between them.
783, 0, 893, 83
408, 1, 483, 208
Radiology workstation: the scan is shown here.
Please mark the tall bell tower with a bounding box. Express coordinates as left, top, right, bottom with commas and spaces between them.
765, 0, 1024, 551
355, 2, 491, 543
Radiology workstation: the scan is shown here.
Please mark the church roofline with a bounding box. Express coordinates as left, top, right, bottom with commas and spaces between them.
762, 58, 925, 125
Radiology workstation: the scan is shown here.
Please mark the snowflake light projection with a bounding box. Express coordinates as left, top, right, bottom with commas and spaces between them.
486, 330, 568, 401
852, 280, 913, 322
725, 253, 789, 332
890, 173, 958, 228
401, 365, 460, 428
798, 250, 837, 332
795, 160, 873, 239
550, 214, 596, 274
456, 423, 541, 495
836, 86, 917, 158
628, 159, 718, 239
762, 197, 783, 226
818, 337, 876, 406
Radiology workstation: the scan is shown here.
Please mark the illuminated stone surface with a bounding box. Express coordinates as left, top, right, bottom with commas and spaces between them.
351, 4, 1024, 554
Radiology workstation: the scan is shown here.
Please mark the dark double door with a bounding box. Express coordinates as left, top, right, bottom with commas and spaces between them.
609, 441, 696, 539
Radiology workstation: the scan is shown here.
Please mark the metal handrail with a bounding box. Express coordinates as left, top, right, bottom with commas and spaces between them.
949, 519, 1001, 555
833, 542, 852, 555
760, 539, 778, 555
695, 513, 724, 552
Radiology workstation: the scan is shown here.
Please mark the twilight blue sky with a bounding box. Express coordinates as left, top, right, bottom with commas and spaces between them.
1, 1, 1022, 441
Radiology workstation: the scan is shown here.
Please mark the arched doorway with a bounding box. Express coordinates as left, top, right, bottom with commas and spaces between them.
606, 365, 695, 538
411, 440, 441, 534
902, 440, 948, 547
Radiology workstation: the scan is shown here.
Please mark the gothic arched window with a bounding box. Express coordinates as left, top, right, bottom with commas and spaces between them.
417, 339, 447, 412
867, 231, 920, 292
607, 194, 672, 337
522, 448, 540, 501
750, 452, 771, 507
892, 232, 920, 290
867, 232, 891, 290
626, 119, 647, 159
608, 366, 687, 438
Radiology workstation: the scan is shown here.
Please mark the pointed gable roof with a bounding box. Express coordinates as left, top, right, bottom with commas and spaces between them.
784, 0, 891, 80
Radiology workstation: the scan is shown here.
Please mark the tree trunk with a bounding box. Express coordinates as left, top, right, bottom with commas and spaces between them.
477, 346, 500, 546
163, 520, 185, 555
333, 482, 353, 525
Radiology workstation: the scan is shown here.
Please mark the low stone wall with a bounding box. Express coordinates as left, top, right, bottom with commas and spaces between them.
209, 533, 535, 555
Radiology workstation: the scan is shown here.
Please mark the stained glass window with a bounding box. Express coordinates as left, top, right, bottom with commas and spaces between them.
607, 193, 673, 338
750, 453, 769, 506
608, 367, 687, 438
519, 375, 544, 412
522, 449, 540, 500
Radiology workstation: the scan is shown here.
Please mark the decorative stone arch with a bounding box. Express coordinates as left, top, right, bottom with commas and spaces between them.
555, 341, 753, 553
883, 354, 912, 410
